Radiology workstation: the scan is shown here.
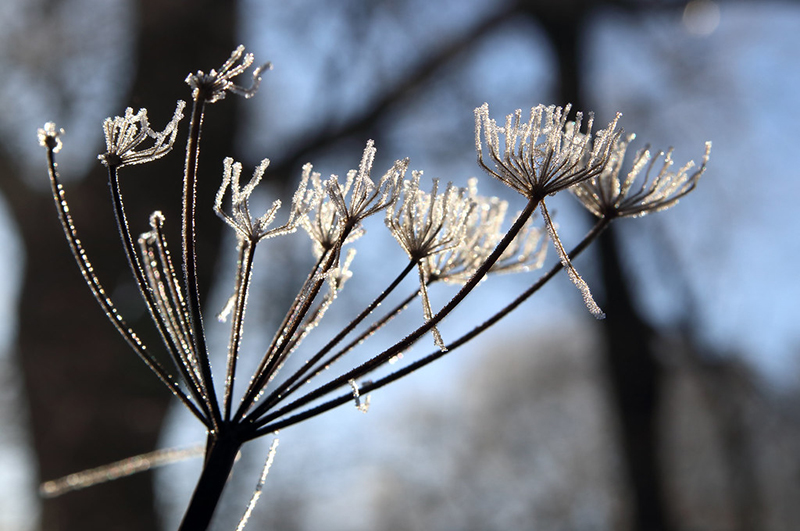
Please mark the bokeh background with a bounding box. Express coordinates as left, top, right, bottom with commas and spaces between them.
1, 0, 799, 530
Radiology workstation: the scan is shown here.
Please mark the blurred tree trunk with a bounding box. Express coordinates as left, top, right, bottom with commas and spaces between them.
530, 1, 673, 529
3, 1, 237, 529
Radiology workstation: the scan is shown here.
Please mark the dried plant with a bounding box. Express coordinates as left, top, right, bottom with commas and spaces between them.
38, 46, 709, 530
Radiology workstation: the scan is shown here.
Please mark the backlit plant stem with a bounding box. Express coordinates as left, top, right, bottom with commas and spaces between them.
253, 215, 610, 436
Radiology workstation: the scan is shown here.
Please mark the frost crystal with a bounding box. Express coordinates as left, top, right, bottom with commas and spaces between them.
98, 101, 185, 168
348, 379, 371, 413
37, 122, 64, 153
236, 439, 279, 531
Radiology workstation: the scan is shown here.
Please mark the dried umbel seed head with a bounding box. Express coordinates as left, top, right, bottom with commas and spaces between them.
214, 157, 315, 243
301, 141, 408, 257
98, 101, 185, 168
573, 136, 711, 219
386, 172, 477, 351
185, 45, 271, 103
475, 102, 622, 200
475, 103, 620, 319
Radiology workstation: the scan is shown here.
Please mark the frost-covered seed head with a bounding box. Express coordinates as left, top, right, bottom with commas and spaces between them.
573, 137, 711, 219
98, 101, 185, 168
386, 171, 475, 262
327, 140, 407, 228
185, 45, 271, 103
215, 157, 315, 242
301, 141, 407, 257
475, 102, 622, 200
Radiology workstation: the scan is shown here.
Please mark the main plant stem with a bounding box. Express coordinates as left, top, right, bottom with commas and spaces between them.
178, 427, 245, 531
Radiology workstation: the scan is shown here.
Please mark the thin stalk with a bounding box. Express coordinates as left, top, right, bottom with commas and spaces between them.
234, 243, 341, 422
110, 169, 213, 419
252, 215, 611, 437
44, 146, 208, 426
183, 96, 222, 431
223, 240, 256, 421
233, 249, 329, 419
145, 220, 206, 392
252, 197, 540, 429
272, 286, 420, 404
249, 259, 417, 418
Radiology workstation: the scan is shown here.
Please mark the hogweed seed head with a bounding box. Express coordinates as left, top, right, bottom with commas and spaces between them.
215, 157, 314, 243
386, 171, 477, 351
475, 103, 618, 319
301, 141, 407, 257
98, 101, 185, 168
326, 140, 407, 229
386, 171, 475, 262
573, 137, 711, 219
185, 45, 271, 103
301, 165, 349, 257
475, 102, 622, 200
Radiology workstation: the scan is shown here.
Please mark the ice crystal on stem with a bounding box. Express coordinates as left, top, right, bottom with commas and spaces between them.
37, 122, 64, 153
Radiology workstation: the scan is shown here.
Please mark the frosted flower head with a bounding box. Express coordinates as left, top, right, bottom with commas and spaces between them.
327, 140, 407, 229
185, 45, 271, 103
386, 171, 475, 262
215, 157, 315, 242
38, 122, 64, 153
386, 171, 476, 352
428, 184, 547, 284
301, 165, 350, 257
475, 103, 622, 201
573, 137, 711, 219
302, 141, 407, 256
98, 101, 185, 169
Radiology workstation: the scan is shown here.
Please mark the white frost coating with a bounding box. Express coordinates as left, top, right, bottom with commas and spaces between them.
39, 444, 204, 498
235, 439, 279, 531
541, 203, 605, 319
98, 100, 185, 168
348, 379, 371, 413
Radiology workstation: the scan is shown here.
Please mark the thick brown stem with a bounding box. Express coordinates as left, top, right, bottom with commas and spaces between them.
178, 429, 244, 531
